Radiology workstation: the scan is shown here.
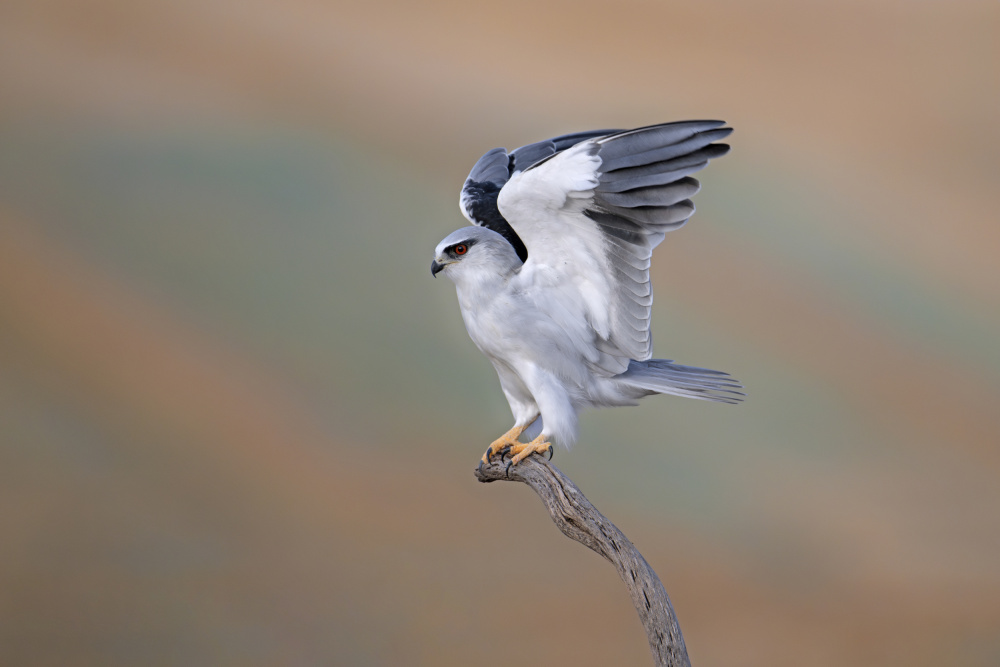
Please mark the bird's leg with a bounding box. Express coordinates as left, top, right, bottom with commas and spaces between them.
506, 435, 554, 466
482, 423, 529, 464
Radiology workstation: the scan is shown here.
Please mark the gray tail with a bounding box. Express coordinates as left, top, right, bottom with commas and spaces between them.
618, 359, 745, 404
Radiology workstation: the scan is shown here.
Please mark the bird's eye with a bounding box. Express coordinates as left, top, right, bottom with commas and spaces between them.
454, 244, 468, 255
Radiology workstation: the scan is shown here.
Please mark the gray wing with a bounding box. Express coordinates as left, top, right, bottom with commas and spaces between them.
497, 120, 732, 363
459, 130, 620, 262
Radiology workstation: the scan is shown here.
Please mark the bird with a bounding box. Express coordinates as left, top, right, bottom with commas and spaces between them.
431, 121, 743, 468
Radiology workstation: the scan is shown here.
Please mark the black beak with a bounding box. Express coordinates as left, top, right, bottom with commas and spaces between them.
431, 260, 444, 277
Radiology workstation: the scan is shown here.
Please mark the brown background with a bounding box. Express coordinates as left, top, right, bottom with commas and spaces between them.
1, 1, 998, 665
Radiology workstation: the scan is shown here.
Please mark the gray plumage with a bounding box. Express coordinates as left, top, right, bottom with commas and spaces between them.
434, 121, 742, 452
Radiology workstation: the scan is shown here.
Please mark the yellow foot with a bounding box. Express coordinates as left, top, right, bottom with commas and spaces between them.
482, 424, 528, 464
508, 436, 554, 466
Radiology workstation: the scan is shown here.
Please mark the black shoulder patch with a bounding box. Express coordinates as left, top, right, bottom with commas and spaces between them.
462, 179, 528, 262
460, 130, 621, 264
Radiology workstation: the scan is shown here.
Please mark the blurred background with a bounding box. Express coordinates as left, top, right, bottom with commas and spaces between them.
1, 1, 998, 665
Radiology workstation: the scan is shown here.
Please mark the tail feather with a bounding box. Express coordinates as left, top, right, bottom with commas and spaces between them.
618, 359, 744, 404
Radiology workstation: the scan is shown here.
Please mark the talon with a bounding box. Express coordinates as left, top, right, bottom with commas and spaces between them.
482, 423, 546, 469
509, 435, 553, 466
484, 423, 531, 467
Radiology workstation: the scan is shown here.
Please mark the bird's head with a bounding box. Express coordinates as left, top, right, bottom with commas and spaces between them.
431, 226, 521, 282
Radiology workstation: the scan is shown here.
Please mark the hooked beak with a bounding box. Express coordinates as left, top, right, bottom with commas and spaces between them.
430, 259, 444, 277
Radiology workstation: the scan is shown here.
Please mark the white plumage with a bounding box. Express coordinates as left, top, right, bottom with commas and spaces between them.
432, 121, 742, 465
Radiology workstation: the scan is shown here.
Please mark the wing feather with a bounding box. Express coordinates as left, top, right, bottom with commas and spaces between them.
497, 121, 731, 364
597, 177, 701, 208
597, 144, 729, 191
458, 129, 620, 263
599, 127, 732, 170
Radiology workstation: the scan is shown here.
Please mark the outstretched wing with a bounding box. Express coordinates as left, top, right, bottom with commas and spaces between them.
496, 120, 732, 364
459, 130, 620, 262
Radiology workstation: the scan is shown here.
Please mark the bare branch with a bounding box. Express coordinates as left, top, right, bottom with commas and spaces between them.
475, 455, 691, 667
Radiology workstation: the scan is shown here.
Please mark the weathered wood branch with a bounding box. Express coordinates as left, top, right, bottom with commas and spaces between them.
475, 455, 691, 667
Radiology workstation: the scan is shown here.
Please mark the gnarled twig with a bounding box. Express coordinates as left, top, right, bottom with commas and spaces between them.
475, 455, 691, 667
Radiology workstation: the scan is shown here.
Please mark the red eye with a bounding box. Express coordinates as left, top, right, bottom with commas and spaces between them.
454, 244, 468, 255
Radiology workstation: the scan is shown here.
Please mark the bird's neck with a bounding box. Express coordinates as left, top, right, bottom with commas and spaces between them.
453, 265, 516, 312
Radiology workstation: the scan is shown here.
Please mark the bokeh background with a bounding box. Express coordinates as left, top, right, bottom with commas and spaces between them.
2, 1, 999, 665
